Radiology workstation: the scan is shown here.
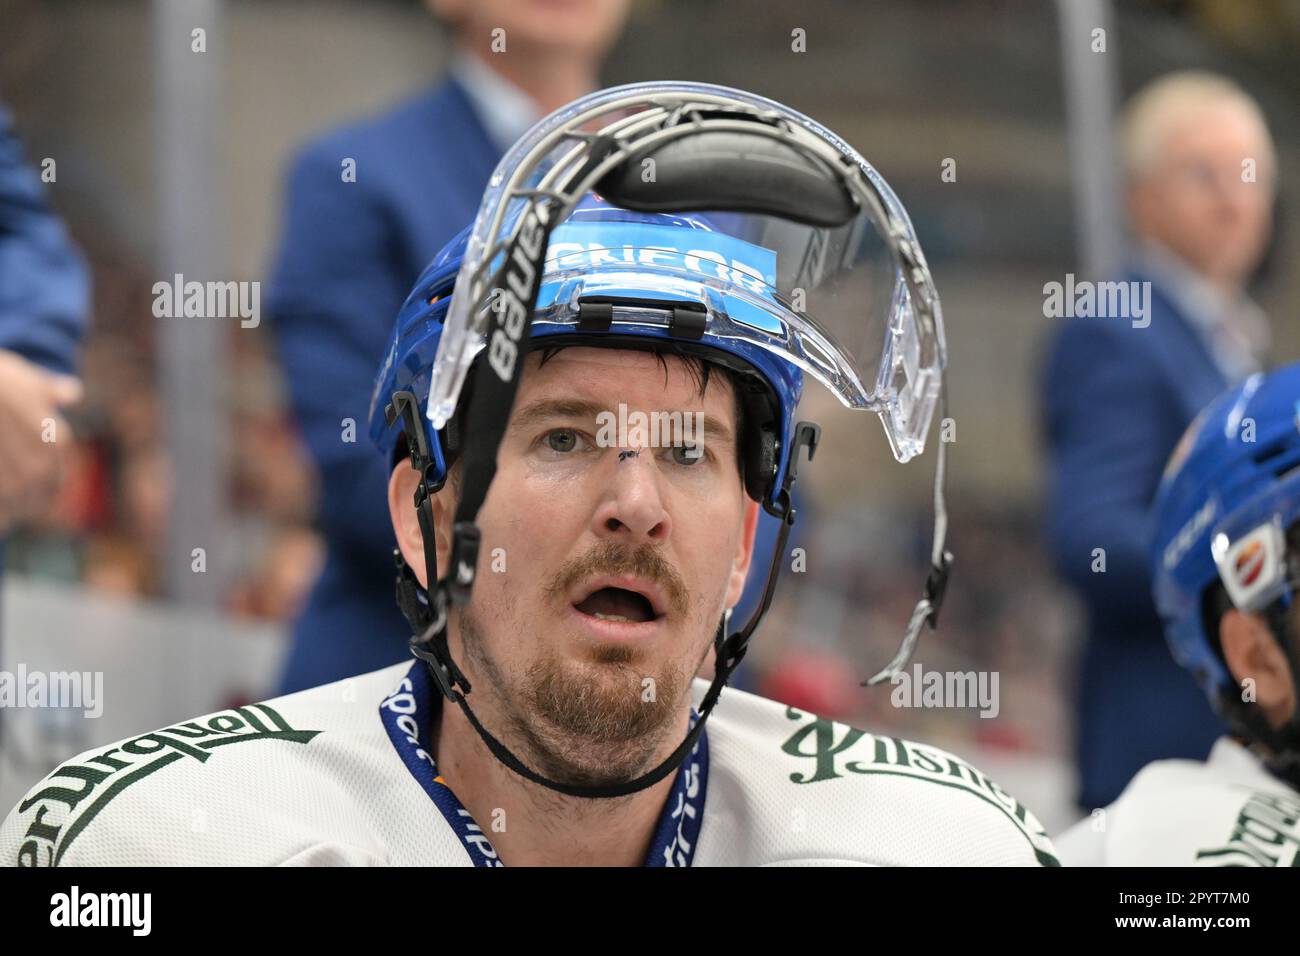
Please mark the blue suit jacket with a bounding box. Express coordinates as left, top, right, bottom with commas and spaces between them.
268, 79, 500, 693
0, 107, 87, 375
0, 106, 89, 579
1040, 268, 1232, 809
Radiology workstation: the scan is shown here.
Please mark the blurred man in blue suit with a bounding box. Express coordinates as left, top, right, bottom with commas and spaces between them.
268, 0, 631, 693
0, 105, 88, 542
1041, 72, 1278, 810
0, 103, 88, 768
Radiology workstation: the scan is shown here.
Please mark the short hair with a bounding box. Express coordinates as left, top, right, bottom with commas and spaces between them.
1119, 70, 1275, 182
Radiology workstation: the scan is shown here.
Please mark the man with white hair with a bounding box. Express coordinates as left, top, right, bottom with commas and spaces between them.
1040, 71, 1278, 813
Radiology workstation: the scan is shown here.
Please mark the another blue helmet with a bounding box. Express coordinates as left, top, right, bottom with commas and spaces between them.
1151, 363, 1300, 711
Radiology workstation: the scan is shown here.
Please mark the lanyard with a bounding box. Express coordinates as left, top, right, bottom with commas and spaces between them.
380, 661, 708, 866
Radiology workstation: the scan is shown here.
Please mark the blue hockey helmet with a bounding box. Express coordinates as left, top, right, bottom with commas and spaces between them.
368, 197, 806, 510
1152, 363, 1300, 760
364, 81, 952, 800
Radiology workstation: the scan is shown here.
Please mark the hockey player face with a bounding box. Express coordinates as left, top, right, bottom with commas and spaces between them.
392, 347, 760, 786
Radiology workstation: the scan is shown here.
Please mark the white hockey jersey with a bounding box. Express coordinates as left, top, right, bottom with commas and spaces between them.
1054, 736, 1300, 866
2, 660, 1058, 866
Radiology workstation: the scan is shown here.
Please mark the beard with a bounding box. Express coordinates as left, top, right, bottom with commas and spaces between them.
455, 542, 703, 788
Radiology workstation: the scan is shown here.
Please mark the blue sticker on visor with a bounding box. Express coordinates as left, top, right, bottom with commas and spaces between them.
535, 221, 783, 335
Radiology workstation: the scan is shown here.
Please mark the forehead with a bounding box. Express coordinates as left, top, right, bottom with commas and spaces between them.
1161, 100, 1270, 157
516, 346, 738, 417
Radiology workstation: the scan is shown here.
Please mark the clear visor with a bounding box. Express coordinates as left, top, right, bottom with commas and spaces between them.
430, 82, 946, 463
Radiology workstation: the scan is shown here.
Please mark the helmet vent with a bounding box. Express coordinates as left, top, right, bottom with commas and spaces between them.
1252, 442, 1292, 468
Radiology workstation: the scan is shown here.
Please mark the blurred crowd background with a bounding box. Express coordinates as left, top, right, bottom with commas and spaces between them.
1, 0, 1298, 828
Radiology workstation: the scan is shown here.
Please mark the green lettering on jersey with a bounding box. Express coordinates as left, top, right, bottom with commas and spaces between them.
780, 707, 865, 783
780, 707, 1061, 866
13, 702, 321, 867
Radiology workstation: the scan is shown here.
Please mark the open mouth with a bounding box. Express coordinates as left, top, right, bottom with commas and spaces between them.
573, 586, 657, 624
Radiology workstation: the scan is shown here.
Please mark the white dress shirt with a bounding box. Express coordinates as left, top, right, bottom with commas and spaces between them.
1131, 239, 1270, 382
450, 50, 543, 154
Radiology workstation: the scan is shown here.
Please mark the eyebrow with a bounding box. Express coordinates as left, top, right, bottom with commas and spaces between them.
509, 397, 735, 446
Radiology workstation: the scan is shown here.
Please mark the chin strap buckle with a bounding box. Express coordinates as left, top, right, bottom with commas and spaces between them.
714, 618, 750, 674
765, 421, 821, 523
924, 549, 954, 629
447, 522, 481, 606
409, 582, 472, 702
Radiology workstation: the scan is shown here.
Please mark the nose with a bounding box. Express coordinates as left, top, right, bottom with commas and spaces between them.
591, 446, 672, 544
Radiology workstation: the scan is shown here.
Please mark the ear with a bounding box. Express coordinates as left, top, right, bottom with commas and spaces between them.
387, 462, 454, 589
724, 497, 762, 611
1220, 608, 1297, 729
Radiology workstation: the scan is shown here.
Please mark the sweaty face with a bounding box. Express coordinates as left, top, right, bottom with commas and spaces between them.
443, 347, 757, 786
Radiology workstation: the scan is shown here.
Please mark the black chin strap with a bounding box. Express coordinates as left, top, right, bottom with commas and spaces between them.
386, 192, 822, 799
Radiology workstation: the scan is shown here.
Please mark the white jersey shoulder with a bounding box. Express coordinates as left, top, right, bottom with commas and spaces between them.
1053, 737, 1300, 867
1, 665, 1057, 866
0, 664, 459, 867
696, 681, 1058, 866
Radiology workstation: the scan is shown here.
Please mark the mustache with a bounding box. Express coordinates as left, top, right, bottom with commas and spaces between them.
545, 540, 689, 617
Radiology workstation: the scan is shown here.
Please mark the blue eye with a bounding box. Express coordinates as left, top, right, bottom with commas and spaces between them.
672, 443, 705, 466
547, 429, 579, 453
